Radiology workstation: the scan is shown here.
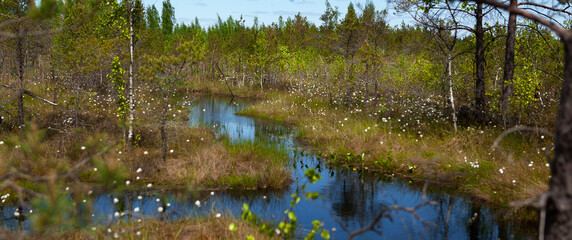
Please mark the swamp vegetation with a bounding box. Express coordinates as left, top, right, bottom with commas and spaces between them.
0, 0, 570, 239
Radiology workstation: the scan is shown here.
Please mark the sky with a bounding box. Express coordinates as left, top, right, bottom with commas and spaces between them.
141, 0, 412, 28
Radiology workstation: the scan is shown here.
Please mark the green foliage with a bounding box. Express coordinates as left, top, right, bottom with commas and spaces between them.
305, 220, 330, 240
319, 0, 339, 47
407, 163, 417, 173
229, 223, 237, 231
108, 57, 128, 120
0, 125, 126, 234
304, 168, 321, 183
29, 0, 59, 20
510, 73, 540, 115
161, 0, 175, 35
141, 37, 206, 92
146, 5, 160, 31
95, 0, 129, 41
92, 158, 127, 192
29, 186, 79, 234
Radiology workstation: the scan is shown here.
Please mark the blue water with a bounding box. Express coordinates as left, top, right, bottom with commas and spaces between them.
0, 96, 536, 239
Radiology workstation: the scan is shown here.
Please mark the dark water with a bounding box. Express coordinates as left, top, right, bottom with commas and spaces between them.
0, 96, 536, 239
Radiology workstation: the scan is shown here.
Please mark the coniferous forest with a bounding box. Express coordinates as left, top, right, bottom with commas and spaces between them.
2, 0, 572, 239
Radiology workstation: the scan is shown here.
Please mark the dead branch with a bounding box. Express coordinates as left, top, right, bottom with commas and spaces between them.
346, 182, 437, 240
0, 106, 13, 116
215, 63, 234, 100
0, 83, 57, 106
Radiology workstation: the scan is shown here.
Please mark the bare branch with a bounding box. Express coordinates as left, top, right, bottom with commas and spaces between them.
0, 106, 13, 117
0, 83, 58, 106
491, 125, 554, 151
468, 0, 569, 39
58, 144, 113, 181
515, 64, 564, 82
347, 182, 437, 240
519, 2, 572, 16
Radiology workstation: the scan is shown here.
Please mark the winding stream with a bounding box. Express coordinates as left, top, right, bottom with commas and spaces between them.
0, 96, 536, 239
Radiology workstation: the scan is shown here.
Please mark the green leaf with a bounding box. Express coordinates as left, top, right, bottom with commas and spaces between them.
321, 230, 331, 239
228, 223, 237, 231
306, 192, 320, 200
312, 220, 321, 228
246, 235, 255, 240
288, 211, 297, 221
305, 168, 322, 183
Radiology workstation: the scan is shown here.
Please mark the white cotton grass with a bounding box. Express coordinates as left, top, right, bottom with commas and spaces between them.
499, 167, 506, 174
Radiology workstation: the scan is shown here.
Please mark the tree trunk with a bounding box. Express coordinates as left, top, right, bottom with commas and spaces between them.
365, 60, 370, 103
501, 0, 517, 127
469, 206, 481, 240
50, 57, 56, 110
374, 67, 379, 104
127, 0, 135, 146
160, 90, 172, 162
447, 53, 458, 133
324, 65, 332, 105
17, 36, 24, 127
545, 34, 572, 240
475, 2, 486, 123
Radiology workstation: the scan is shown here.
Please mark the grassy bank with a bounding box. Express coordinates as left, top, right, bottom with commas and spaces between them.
238, 92, 551, 205
0, 75, 291, 191
7, 215, 274, 240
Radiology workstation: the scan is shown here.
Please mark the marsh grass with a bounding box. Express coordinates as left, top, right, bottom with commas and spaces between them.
8, 215, 275, 240
239, 92, 552, 204
0, 74, 292, 191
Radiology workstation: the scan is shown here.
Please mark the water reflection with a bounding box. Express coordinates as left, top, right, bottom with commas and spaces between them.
1, 96, 536, 239
185, 96, 536, 239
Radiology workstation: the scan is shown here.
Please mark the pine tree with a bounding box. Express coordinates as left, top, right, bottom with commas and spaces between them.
161, 0, 175, 35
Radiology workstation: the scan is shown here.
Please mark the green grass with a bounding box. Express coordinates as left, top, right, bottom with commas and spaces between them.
218, 138, 291, 190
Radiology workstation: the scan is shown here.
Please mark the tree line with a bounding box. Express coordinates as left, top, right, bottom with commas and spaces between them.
0, 0, 564, 132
